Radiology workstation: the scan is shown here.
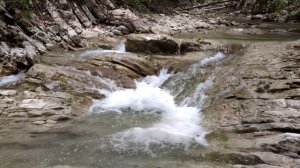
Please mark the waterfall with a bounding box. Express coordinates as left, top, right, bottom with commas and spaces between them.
114, 41, 126, 53
89, 70, 209, 153
88, 52, 226, 154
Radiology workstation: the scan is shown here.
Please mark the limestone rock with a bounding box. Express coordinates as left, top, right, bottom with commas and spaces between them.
23, 42, 38, 65
0, 90, 17, 96
188, 151, 265, 165
108, 8, 138, 33
126, 34, 223, 54
126, 34, 180, 54
0, 42, 9, 57
256, 133, 300, 159
26, 64, 108, 98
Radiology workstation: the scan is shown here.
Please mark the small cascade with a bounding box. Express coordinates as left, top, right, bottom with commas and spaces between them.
199, 52, 225, 65
80, 41, 126, 57
165, 52, 225, 106
89, 68, 214, 154
87, 51, 226, 155
114, 41, 126, 53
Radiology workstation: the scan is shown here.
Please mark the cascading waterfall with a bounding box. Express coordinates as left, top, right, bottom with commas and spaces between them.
114, 41, 126, 53
89, 69, 207, 154
88, 52, 226, 154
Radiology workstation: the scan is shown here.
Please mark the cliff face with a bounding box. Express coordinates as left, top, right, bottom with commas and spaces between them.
0, 0, 150, 75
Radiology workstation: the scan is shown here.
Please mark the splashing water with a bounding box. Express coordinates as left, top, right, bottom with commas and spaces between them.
200, 52, 225, 65
180, 76, 215, 108
89, 69, 212, 154
114, 42, 126, 53
0, 73, 25, 87
80, 42, 126, 57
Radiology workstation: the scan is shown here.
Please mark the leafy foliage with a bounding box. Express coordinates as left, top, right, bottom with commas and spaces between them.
2, 0, 32, 19
5, 0, 30, 10
112, 0, 205, 13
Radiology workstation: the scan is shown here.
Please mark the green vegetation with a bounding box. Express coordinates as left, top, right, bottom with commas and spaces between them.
2, 0, 32, 19
112, 0, 206, 13
1, 0, 299, 20
244, 0, 298, 14
4, 0, 30, 11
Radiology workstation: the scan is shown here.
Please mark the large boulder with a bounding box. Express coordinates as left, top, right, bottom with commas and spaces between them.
126, 34, 225, 55
107, 8, 151, 34
107, 8, 138, 33
126, 34, 180, 54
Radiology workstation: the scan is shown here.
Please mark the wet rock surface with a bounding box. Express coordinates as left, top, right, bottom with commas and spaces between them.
1, 26, 300, 167
1, 40, 208, 127
126, 33, 225, 55
0, 1, 300, 167
203, 39, 300, 167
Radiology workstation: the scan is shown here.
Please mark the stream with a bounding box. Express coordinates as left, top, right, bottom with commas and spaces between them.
0, 27, 300, 168
0, 49, 227, 168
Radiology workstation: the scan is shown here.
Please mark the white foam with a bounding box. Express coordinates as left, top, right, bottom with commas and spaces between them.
200, 52, 225, 65
90, 69, 211, 153
180, 76, 214, 108
0, 73, 25, 87
114, 42, 126, 53
143, 69, 173, 87
189, 52, 225, 76
80, 42, 126, 57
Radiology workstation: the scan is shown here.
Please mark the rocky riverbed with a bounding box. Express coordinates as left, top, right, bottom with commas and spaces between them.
1, 0, 300, 168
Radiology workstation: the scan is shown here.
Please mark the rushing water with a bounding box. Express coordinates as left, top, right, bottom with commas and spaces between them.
89, 69, 207, 155
0, 52, 227, 168
1, 26, 300, 167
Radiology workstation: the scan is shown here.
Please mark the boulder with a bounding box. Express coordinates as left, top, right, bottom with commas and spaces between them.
116, 25, 130, 35
107, 8, 139, 33
10, 48, 28, 66
126, 34, 223, 54
0, 42, 9, 57
26, 64, 108, 98
23, 42, 38, 65
126, 34, 180, 54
